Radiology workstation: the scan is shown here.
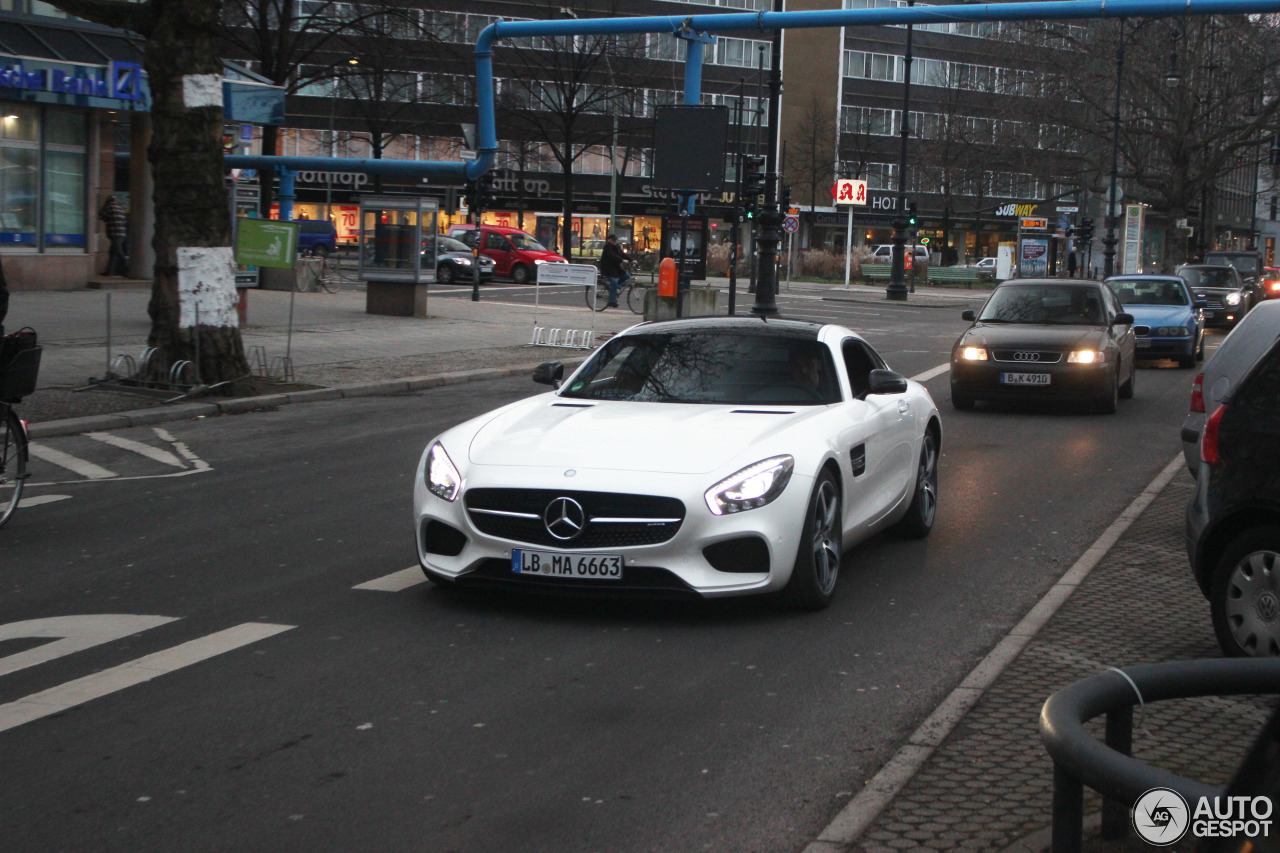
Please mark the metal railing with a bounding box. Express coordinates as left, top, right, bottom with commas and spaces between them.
1039, 658, 1280, 852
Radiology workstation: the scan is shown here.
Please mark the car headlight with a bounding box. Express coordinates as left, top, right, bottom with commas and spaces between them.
454, 257, 472, 265
705, 455, 794, 516
1225, 292, 1242, 306
425, 442, 461, 502
958, 346, 988, 361
1156, 326, 1186, 336
1067, 350, 1101, 364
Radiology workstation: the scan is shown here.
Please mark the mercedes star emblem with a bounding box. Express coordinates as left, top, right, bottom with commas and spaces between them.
544, 496, 586, 541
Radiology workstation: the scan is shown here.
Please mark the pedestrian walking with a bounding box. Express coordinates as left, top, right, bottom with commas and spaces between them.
1066, 251, 1077, 277
98, 195, 129, 277
599, 233, 632, 309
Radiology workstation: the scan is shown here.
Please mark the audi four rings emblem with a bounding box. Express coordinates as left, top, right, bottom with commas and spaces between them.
544, 497, 586, 540
1012, 351, 1042, 361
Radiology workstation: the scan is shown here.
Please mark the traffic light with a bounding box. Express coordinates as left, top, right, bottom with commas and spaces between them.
907, 201, 918, 228
780, 184, 792, 210
1077, 218, 1094, 247
742, 156, 766, 216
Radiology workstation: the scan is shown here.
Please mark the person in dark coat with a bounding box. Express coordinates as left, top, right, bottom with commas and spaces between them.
98, 195, 129, 277
598, 234, 631, 308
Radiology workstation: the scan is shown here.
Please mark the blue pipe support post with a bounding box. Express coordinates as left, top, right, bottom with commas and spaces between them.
277, 168, 295, 222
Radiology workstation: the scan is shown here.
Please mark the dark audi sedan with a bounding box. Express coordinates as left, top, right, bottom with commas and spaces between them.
950, 279, 1136, 413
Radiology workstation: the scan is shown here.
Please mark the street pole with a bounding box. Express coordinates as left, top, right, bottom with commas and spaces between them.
887, 0, 915, 301
728, 86, 745, 316
750, 0, 783, 318
1102, 21, 1125, 279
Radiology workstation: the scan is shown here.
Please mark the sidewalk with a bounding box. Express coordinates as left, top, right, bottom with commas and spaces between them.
7, 277, 983, 435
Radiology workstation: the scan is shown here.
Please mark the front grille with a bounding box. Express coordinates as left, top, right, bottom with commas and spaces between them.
1195, 293, 1226, 309
465, 488, 685, 549
991, 350, 1063, 364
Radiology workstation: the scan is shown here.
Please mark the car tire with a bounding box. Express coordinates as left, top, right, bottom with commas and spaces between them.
438, 264, 454, 284
780, 470, 842, 611
951, 386, 975, 411
889, 430, 939, 539
511, 264, 531, 285
1210, 526, 1280, 657
1095, 373, 1119, 414
1119, 359, 1135, 399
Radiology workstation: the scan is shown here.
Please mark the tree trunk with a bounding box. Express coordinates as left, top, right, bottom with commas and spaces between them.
561, 166, 574, 260
142, 0, 251, 389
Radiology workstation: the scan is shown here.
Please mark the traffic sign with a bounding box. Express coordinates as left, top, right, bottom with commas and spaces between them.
1057, 206, 1079, 214
782, 215, 799, 233
831, 179, 868, 205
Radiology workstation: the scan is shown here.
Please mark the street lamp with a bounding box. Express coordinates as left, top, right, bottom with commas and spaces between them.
1101, 20, 1128, 280
887, 0, 915, 301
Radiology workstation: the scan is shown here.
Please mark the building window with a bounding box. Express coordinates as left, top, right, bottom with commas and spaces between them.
0, 104, 87, 250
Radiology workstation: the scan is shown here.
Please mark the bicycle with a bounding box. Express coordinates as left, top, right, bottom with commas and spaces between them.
585, 264, 647, 314
0, 337, 40, 529
296, 252, 352, 294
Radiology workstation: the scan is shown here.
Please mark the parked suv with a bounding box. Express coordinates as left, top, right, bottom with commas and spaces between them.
1184, 299, 1280, 657
297, 220, 338, 257
1176, 263, 1256, 328
447, 224, 567, 284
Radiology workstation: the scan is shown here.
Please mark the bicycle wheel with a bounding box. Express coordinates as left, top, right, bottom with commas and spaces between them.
0, 406, 28, 529
320, 255, 343, 293
585, 281, 610, 311
626, 281, 647, 314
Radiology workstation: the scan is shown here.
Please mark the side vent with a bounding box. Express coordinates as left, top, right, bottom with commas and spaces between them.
850, 444, 866, 477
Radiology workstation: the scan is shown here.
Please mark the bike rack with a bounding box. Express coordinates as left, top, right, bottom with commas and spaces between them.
530, 327, 594, 350
269, 355, 296, 383
1040, 658, 1280, 852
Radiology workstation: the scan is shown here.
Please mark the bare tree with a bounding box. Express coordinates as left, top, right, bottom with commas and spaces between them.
46, 0, 251, 386
789, 94, 836, 215
1017, 16, 1280, 267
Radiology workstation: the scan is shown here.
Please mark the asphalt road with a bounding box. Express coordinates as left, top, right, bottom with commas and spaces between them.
0, 301, 1215, 852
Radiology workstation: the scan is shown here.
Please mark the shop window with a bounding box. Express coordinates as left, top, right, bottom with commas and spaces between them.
0, 104, 87, 250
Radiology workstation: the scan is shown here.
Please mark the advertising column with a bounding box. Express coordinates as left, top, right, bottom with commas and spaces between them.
1122, 205, 1144, 274
1018, 217, 1050, 278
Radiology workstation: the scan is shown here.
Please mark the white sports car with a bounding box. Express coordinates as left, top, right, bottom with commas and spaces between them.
413, 317, 941, 609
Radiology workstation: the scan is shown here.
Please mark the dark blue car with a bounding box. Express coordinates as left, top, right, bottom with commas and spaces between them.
296, 220, 338, 257
1105, 274, 1205, 369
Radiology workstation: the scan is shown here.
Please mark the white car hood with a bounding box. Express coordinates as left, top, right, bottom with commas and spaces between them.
467, 396, 814, 475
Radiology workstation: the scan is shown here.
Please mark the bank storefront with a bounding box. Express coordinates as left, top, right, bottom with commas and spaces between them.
0, 13, 151, 290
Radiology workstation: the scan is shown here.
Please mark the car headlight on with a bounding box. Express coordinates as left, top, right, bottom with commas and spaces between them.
425, 442, 462, 502
705, 455, 794, 516
1067, 350, 1102, 364
455, 257, 472, 265
1225, 292, 1243, 306
958, 346, 988, 361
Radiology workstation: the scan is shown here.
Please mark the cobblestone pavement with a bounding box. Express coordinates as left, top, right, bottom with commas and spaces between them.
846, 472, 1276, 853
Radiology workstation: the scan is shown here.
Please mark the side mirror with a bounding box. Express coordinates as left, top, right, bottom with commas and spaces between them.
1113, 312, 1134, 326
533, 362, 564, 388
962, 309, 976, 321
867, 369, 909, 395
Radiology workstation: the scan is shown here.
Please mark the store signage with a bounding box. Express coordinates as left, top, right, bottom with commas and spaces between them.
0, 59, 143, 101
1020, 217, 1048, 230
295, 171, 370, 188
234, 218, 298, 269
831, 179, 868, 205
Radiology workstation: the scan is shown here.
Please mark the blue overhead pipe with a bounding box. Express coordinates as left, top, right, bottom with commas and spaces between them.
229, 0, 1280, 192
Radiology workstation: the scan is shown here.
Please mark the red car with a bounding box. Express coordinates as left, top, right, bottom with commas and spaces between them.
446, 224, 567, 284
1262, 266, 1280, 299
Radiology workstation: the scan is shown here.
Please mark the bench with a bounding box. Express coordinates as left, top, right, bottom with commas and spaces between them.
926, 266, 996, 288
860, 265, 893, 281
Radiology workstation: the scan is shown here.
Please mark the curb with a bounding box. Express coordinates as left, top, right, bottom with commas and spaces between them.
25, 357, 590, 439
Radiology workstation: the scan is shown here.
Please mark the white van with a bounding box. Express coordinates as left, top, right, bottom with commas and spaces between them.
871, 244, 929, 264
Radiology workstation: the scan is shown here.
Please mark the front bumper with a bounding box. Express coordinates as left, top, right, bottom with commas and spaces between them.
1134, 335, 1194, 358
950, 359, 1116, 402
413, 461, 816, 599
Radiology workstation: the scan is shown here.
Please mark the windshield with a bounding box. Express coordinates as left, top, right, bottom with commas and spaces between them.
508, 233, 549, 252
1180, 268, 1237, 289
978, 283, 1106, 325
1207, 254, 1259, 274
437, 237, 470, 253
1108, 279, 1188, 307
559, 332, 841, 405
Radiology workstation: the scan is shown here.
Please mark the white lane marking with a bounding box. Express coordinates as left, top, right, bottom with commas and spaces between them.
0, 622, 295, 734
353, 566, 427, 592
805, 453, 1187, 851
86, 432, 186, 469
26, 444, 115, 480
0, 615, 180, 677
154, 428, 211, 471
17, 494, 71, 508
910, 363, 950, 383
